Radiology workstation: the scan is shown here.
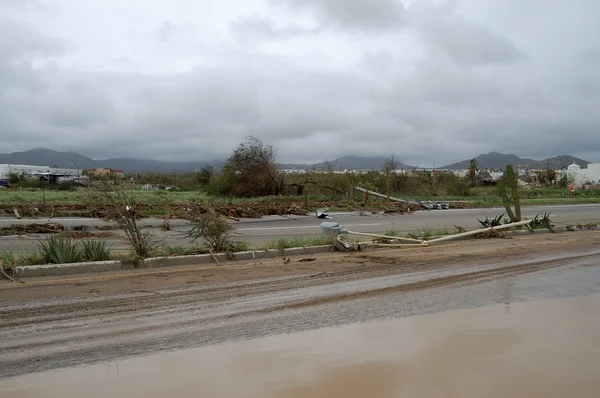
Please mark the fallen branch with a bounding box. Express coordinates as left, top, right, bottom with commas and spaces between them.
209, 249, 220, 265
0, 260, 15, 282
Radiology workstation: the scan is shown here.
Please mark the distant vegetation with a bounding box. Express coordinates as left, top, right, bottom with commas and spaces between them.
2, 136, 600, 218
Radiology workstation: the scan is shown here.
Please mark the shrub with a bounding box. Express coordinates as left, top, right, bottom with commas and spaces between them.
446, 177, 472, 197
186, 208, 237, 252
478, 214, 505, 228
82, 239, 111, 261
527, 212, 555, 232
93, 182, 156, 258
39, 236, 83, 264
0, 250, 17, 268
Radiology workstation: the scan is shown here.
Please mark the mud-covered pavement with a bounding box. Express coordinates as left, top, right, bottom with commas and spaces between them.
1, 232, 600, 380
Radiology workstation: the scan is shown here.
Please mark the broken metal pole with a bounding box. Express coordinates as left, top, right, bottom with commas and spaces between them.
353, 186, 412, 204
427, 219, 533, 244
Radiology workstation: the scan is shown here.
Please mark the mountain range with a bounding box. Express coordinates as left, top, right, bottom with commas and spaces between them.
0, 149, 591, 173
442, 152, 590, 170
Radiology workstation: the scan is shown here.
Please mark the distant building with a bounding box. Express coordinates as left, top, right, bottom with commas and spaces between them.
87, 167, 125, 178
0, 164, 87, 184
561, 162, 600, 187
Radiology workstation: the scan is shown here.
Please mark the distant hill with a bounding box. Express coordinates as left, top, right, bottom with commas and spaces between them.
0, 148, 225, 174
281, 156, 411, 171
0, 148, 98, 169
443, 152, 590, 170
0, 149, 408, 173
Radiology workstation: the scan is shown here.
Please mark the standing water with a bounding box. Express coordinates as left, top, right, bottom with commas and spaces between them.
2, 293, 600, 398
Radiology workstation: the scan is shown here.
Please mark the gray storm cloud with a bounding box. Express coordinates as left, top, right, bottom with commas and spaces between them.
0, 0, 599, 165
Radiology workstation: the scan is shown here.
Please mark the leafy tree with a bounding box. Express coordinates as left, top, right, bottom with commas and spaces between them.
7, 172, 26, 185
196, 165, 214, 185
222, 135, 284, 197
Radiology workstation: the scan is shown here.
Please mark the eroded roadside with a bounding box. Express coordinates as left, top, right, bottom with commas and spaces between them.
1, 232, 600, 379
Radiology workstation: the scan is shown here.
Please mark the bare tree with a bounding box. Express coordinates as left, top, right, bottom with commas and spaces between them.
93, 182, 156, 259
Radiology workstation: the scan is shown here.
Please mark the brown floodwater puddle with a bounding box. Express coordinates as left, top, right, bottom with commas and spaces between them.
2, 294, 600, 398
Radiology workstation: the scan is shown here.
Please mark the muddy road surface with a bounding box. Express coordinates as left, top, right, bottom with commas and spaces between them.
1, 232, 600, 380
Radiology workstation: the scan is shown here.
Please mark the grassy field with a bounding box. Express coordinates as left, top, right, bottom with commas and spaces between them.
1, 186, 600, 212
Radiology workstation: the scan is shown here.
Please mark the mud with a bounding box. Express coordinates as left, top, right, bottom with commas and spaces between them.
0, 232, 599, 380
2, 294, 600, 397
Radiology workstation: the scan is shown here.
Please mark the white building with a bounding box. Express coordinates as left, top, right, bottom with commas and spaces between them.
0, 164, 81, 180
563, 162, 600, 187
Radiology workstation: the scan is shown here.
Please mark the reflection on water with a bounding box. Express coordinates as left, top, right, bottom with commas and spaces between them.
2, 294, 600, 398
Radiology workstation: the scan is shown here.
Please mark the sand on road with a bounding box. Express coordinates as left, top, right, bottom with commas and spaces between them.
1, 231, 600, 379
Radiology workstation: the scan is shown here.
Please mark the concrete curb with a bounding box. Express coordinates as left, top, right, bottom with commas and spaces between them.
14, 260, 122, 278
12, 245, 336, 278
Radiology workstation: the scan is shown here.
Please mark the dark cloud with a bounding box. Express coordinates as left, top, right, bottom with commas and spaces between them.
0, 18, 65, 58
271, 0, 406, 31
1, 1, 600, 165
409, 1, 524, 66
230, 15, 319, 43
418, 19, 524, 66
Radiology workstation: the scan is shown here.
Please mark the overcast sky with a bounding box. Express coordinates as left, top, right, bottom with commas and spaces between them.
2, 0, 599, 166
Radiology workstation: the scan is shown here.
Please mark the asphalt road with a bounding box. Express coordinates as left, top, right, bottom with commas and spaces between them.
233, 204, 600, 242
1, 204, 599, 249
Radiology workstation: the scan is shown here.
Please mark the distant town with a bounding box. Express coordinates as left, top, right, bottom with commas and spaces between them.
1, 160, 599, 190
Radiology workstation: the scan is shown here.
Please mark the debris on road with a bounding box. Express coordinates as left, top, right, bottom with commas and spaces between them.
0, 223, 65, 236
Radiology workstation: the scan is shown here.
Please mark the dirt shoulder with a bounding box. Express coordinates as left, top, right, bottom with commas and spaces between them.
2, 231, 600, 379
2, 231, 599, 302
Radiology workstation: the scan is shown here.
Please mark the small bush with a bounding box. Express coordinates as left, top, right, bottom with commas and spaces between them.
527, 212, 555, 232
0, 250, 17, 268
478, 214, 505, 228
82, 239, 111, 261
186, 208, 237, 252
39, 236, 82, 264
93, 182, 156, 258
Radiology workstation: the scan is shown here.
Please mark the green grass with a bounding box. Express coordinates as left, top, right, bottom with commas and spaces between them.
420, 227, 452, 240
0, 249, 47, 267
263, 235, 333, 250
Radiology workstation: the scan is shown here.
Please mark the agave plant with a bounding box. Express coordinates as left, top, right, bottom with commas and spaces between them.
478, 213, 505, 228
39, 236, 83, 264
527, 212, 555, 233
82, 239, 111, 261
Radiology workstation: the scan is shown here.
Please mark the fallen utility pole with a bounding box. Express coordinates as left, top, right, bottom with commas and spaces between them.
427, 219, 533, 244
353, 187, 418, 205
320, 222, 425, 244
